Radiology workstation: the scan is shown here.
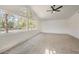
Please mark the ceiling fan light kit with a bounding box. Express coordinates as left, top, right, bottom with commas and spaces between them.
47, 5, 63, 14
53, 11, 56, 13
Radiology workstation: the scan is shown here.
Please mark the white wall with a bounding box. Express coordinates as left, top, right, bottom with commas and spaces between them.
41, 20, 69, 34
40, 12, 79, 39
68, 12, 79, 39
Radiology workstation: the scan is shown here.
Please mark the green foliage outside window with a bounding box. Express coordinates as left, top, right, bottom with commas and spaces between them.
18, 19, 26, 29
8, 21, 14, 29
0, 18, 4, 31
0, 19, 3, 28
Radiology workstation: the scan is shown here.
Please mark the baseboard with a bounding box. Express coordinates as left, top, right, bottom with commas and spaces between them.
41, 31, 69, 35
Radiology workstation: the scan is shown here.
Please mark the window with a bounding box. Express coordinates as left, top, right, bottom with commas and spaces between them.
28, 19, 39, 31
0, 17, 5, 32
0, 9, 6, 33
0, 8, 39, 33
17, 16, 28, 31
27, 8, 39, 31
8, 15, 28, 32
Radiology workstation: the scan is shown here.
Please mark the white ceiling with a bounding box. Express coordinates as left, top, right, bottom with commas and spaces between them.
0, 5, 28, 17
0, 5, 79, 20
30, 5, 79, 20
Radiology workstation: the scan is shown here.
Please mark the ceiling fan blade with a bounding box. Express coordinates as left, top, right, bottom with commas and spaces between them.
51, 6, 54, 10
55, 6, 63, 10
56, 10, 60, 12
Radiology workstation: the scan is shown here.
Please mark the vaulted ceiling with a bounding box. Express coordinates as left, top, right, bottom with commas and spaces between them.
0, 5, 79, 20
30, 5, 79, 20
0, 5, 28, 17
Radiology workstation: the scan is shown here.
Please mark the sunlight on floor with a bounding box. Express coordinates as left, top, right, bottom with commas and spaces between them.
45, 48, 56, 54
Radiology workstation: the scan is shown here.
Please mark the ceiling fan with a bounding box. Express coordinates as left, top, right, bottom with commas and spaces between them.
47, 5, 63, 14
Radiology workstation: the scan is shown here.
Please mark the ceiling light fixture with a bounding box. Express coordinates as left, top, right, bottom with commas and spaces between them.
53, 11, 56, 13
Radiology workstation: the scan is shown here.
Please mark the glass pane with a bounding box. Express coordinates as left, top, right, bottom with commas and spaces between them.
18, 17, 26, 30
0, 9, 5, 33
28, 19, 39, 31
8, 15, 28, 32
0, 17, 5, 32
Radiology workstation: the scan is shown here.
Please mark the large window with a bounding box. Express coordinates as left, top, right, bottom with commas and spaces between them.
7, 15, 28, 32
0, 8, 39, 33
